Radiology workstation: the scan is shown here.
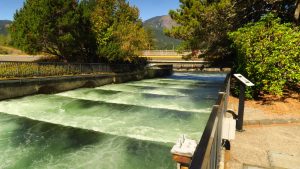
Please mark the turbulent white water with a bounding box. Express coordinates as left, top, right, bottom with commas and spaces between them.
0, 72, 226, 169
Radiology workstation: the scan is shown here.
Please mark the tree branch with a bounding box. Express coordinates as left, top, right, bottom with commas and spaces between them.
294, 0, 300, 24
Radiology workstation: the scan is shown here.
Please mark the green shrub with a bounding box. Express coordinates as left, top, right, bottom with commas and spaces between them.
229, 13, 300, 98
0, 34, 11, 46
0, 47, 9, 54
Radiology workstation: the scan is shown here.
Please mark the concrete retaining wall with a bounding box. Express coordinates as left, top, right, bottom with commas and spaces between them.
0, 66, 173, 101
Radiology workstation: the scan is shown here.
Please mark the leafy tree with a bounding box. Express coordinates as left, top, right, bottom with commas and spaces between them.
233, 0, 298, 27
167, 0, 300, 97
10, 0, 149, 64
76, 0, 99, 62
90, 0, 150, 63
295, 0, 300, 24
229, 14, 300, 98
166, 0, 300, 62
113, 1, 150, 57
10, 0, 94, 62
0, 34, 11, 46
166, 0, 235, 63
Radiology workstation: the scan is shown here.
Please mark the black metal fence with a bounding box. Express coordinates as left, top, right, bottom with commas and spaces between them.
190, 73, 231, 169
0, 61, 143, 78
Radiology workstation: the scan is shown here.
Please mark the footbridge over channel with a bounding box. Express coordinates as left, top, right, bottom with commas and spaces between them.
149, 60, 231, 72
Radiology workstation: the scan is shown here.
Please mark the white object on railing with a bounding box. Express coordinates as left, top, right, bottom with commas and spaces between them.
222, 114, 236, 140
233, 74, 254, 87
171, 135, 197, 157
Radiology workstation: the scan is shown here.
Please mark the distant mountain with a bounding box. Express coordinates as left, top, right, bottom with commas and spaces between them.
143, 15, 181, 50
0, 20, 12, 35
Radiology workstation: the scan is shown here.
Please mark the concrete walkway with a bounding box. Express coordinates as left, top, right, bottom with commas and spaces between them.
226, 97, 300, 169
0, 55, 43, 62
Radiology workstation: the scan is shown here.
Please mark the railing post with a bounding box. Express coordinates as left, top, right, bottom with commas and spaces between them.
234, 74, 254, 132
216, 92, 225, 169
236, 83, 246, 131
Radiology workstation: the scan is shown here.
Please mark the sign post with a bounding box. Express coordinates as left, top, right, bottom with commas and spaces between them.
234, 74, 254, 132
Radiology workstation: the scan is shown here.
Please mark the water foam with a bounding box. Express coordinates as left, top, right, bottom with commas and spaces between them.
0, 72, 226, 169
0, 94, 209, 144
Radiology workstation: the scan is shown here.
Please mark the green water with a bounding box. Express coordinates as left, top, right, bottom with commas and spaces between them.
0, 72, 225, 169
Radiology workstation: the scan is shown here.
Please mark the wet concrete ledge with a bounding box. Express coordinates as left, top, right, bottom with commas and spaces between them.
0, 66, 173, 101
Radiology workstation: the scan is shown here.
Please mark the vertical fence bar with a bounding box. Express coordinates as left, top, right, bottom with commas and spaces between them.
37, 63, 40, 76
68, 64, 70, 75
80, 63, 82, 74
16, 62, 19, 77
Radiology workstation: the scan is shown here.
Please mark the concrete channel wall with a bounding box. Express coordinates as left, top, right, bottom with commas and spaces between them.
0, 66, 173, 101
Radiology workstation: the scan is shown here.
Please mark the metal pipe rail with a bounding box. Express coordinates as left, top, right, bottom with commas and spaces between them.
189, 73, 231, 169
0, 61, 143, 78
149, 61, 210, 64
142, 50, 192, 56
149, 60, 212, 71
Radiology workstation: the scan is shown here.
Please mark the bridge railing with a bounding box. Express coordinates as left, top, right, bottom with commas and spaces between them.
0, 61, 143, 79
149, 60, 212, 70
142, 50, 191, 56
189, 73, 231, 169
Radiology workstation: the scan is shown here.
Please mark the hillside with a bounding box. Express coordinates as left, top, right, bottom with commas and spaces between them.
0, 20, 12, 35
0, 45, 26, 55
143, 15, 181, 50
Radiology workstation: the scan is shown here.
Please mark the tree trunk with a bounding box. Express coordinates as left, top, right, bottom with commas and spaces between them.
295, 0, 300, 24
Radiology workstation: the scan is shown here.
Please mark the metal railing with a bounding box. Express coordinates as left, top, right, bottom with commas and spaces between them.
0, 61, 144, 79
149, 60, 212, 71
142, 50, 192, 56
190, 73, 231, 169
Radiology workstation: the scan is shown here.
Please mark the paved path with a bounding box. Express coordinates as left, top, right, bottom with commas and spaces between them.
0, 55, 43, 62
227, 125, 300, 169
226, 97, 300, 169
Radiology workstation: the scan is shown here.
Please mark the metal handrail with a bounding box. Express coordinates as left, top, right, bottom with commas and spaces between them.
142, 50, 192, 56
190, 73, 231, 169
149, 61, 211, 64
148, 60, 212, 71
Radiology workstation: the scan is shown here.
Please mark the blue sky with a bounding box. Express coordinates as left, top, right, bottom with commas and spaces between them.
0, 0, 180, 21
128, 0, 180, 21
0, 0, 24, 20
